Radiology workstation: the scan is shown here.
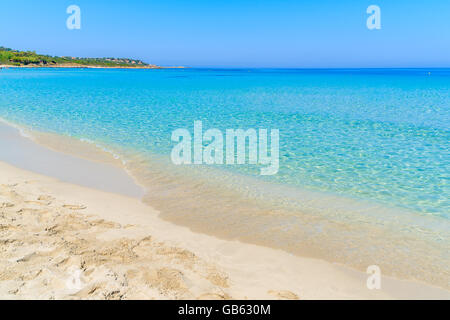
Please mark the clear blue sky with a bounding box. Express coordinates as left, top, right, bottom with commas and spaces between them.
1, 0, 449, 68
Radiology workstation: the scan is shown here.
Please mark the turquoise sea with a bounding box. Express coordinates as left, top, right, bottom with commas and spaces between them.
0, 68, 449, 285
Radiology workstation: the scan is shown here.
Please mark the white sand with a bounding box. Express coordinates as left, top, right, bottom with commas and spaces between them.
0, 123, 448, 300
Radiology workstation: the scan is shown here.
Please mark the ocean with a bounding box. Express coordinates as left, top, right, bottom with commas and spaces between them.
0, 68, 448, 286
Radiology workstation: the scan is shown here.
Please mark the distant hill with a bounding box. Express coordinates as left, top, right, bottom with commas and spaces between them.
0, 46, 163, 68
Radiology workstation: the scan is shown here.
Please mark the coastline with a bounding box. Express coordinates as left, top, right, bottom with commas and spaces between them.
0, 120, 449, 299
0, 64, 185, 69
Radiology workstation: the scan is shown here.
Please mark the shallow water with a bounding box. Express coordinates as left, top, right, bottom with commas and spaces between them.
0, 68, 448, 287
0, 122, 144, 197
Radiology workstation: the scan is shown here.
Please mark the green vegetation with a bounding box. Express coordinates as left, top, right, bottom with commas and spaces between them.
0, 46, 154, 68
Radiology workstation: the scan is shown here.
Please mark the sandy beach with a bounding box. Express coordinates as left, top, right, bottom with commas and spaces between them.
0, 122, 448, 300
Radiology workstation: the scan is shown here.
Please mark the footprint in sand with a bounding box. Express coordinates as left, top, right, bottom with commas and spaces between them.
268, 290, 299, 300
16, 252, 36, 263
38, 195, 55, 203
63, 204, 87, 210
197, 293, 231, 300
24, 181, 39, 185
1, 190, 20, 200
1, 202, 14, 208
25, 200, 50, 206
3, 183, 18, 188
